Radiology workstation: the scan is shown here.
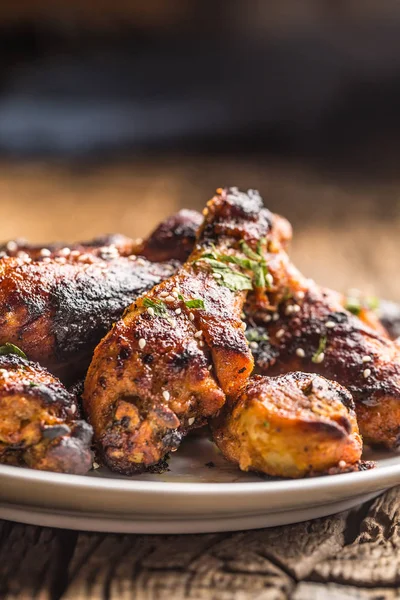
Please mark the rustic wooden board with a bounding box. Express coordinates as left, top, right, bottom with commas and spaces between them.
1, 487, 399, 599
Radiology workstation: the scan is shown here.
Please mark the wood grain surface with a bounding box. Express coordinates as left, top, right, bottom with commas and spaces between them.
1, 157, 399, 598
1, 487, 400, 599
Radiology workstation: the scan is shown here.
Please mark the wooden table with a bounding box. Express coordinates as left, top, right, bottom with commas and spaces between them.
1, 157, 399, 598
1, 487, 399, 599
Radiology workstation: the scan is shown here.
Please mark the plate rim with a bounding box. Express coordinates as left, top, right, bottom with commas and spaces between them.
1, 457, 400, 496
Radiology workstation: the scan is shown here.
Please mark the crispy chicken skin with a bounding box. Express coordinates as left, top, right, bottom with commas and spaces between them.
0, 253, 176, 384
83, 188, 275, 473
0, 211, 202, 384
0, 353, 92, 473
248, 275, 400, 448
212, 373, 362, 478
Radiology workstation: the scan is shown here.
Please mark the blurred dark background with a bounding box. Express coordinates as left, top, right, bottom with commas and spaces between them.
0, 1, 399, 297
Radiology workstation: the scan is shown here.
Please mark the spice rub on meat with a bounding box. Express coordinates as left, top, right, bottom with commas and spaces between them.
246, 256, 400, 448
0, 253, 177, 384
211, 372, 362, 478
83, 188, 277, 474
0, 211, 203, 384
0, 351, 92, 473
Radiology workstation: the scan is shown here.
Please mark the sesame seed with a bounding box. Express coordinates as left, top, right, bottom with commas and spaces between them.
162, 390, 170, 401
70, 250, 80, 257
314, 352, 325, 364
160, 291, 169, 298
362, 355, 372, 363
241, 322, 247, 331
208, 365, 213, 371
60, 247, 71, 256
165, 295, 175, 303
172, 287, 179, 293
92, 462, 100, 470
213, 273, 222, 279
325, 320, 335, 328
168, 318, 177, 327
42, 257, 51, 264
138, 338, 146, 350
172, 291, 179, 298
266, 273, 274, 286
292, 305, 301, 313
250, 341, 259, 349
70, 404, 77, 414
264, 314, 272, 322
189, 312, 195, 321
128, 254, 137, 261
194, 330, 203, 338
147, 307, 155, 317
188, 417, 195, 426
55, 257, 66, 264
6, 240, 17, 252
285, 305, 294, 316
175, 308, 182, 315
272, 313, 279, 321
339, 460, 346, 469
199, 341, 204, 347
296, 348, 305, 357
137, 258, 147, 266
296, 291, 305, 300
276, 328, 285, 339
40, 248, 51, 257
363, 368, 371, 378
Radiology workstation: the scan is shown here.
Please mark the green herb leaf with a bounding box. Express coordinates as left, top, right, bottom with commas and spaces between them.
246, 329, 269, 343
142, 297, 168, 317
219, 271, 253, 291
345, 297, 361, 316
184, 299, 205, 310
240, 240, 261, 261
263, 421, 270, 428
311, 335, 327, 363
0, 342, 27, 359
366, 296, 380, 311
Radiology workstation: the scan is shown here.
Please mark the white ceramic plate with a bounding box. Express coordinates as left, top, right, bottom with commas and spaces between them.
0, 436, 399, 534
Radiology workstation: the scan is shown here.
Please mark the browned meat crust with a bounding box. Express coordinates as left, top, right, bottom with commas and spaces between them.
0, 353, 92, 473
0, 253, 176, 383
211, 372, 362, 478
247, 278, 400, 448
83, 188, 274, 474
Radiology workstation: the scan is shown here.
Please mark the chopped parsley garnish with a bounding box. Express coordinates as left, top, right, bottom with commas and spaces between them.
344, 296, 361, 316
184, 298, 205, 310
142, 298, 168, 317
246, 329, 269, 343
311, 335, 327, 363
345, 294, 380, 316
197, 238, 270, 293
263, 421, 270, 429
0, 343, 27, 359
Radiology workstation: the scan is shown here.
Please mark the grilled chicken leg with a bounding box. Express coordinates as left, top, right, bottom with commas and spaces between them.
246, 252, 400, 448
0, 350, 92, 473
83, 188, 274, 473
212, 372, 362, 478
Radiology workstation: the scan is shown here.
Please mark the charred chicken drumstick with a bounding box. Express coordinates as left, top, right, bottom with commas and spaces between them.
244, 242, 400, 448
0, 349, 92, 473
84, 187, 362, 477
83, 188, 274, 473
0, 211, 201, 384
212, 372, 362, 478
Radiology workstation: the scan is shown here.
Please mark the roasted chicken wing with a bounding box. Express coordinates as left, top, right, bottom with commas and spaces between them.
0, 349, 92, 473
83, 188, 274, 473
211, 372, 362, 478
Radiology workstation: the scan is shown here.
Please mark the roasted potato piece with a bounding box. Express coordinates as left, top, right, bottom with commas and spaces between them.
0, 352, 92, 473
212, 373, 362, 478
